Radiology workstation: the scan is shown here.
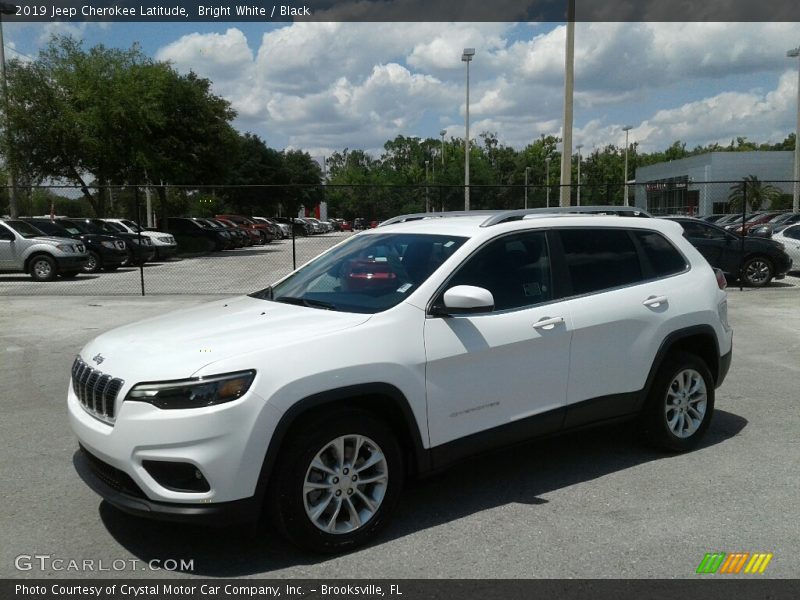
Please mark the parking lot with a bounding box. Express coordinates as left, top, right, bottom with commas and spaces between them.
0, 232, 354, 296
1, 273, 799, 579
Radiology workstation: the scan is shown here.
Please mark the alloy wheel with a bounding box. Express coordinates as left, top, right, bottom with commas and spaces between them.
664, 368, 707, 439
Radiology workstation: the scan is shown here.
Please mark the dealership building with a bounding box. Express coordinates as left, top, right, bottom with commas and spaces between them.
633, 151, 794, 216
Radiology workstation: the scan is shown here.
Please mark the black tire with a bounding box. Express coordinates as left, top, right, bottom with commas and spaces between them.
121, 249, 134, 267
82, 251, 101, 273
58, 271, 79, 278
268, 408, 403, 554
642, 352, 715, 452
29, 255, 58, 281
741, 255, 773, 287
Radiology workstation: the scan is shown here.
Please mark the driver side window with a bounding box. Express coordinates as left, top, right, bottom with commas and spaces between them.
444, 231, 552, 311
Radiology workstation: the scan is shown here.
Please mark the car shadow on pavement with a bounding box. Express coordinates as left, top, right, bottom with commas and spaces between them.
98, 409, 747, 577
0, 275, 102, 282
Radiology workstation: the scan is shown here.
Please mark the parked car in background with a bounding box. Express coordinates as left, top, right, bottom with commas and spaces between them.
729, 212, 782, 236
103, 219, 178, 261
254, 217, 289, 239
771, 224, 800, 271
273, 217, 311, 237
199, 218, 244, 248
216, 214, 274, 244
702, 214, 729, 223
63, 219, 155, 267
300, 217, 325, 234
215, 217, 262, 246
165, 217, 230, 252
665, 217, 793, 287
0, 219, 88, 280
23, 218, 127, 274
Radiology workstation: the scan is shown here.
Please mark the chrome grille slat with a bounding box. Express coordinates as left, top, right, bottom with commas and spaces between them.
70, 357, 123, 424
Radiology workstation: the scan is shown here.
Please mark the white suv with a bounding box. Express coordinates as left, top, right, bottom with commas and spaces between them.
69, 210, 732, 553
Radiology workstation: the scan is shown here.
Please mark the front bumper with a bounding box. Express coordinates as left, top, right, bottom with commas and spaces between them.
153, 245, 178, 259
97, 248, 128, 267
717, 348, 732, 388
55, 256, 89, 270
68, 381, 282, 511
73, 445, 260, 524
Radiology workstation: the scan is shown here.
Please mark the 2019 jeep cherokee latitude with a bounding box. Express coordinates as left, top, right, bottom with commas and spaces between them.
69, 212, 732, 553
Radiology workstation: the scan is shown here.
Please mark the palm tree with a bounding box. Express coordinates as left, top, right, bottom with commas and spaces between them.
728, 175, 781, 212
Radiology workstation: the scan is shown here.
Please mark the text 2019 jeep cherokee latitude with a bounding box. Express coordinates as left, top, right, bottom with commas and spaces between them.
69, 211, 732, 553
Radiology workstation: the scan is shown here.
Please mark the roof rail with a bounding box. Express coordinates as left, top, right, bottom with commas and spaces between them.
479, 205, 653, 227
378, 210, 500, 227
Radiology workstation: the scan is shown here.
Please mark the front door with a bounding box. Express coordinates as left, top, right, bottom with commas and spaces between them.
424, 231, 572, 448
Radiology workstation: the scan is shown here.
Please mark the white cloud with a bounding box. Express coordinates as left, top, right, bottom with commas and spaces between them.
152, 22, 800, 157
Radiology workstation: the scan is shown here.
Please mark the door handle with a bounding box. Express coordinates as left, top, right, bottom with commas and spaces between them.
643, 295, 668, 308
532, 316, 565, 330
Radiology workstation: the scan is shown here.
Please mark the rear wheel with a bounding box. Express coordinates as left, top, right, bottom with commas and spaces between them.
643, 352, 715, 452
741, 256, 773, 287
269, 409, 403, 554
29, 255, 57, 281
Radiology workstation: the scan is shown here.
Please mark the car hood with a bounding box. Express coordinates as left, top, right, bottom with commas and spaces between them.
32, 235, 82, 246
79, 296, 372, 381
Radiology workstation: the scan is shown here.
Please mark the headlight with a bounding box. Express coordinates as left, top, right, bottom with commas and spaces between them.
56, 244, 74, 252
158, 236, 173, 243
125, 370, 255, 410
101, 241, 115, 249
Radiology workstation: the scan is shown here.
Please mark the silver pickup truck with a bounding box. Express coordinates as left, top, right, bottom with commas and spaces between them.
0, 219, 89, 281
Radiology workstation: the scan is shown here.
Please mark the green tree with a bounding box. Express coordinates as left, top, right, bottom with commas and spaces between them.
728, 175, 781, 212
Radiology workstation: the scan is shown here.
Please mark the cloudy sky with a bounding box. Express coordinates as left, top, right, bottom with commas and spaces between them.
6, 21, 800, 159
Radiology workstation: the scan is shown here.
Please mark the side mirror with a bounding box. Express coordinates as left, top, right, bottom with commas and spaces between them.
436, 285, 494, 315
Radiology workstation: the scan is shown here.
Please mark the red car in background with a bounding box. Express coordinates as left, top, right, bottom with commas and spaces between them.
216, 214, 274, 244
215, 216, 263, 245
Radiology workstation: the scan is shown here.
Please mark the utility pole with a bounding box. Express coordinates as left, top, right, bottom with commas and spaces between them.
0, 3, 18, 218
788, 46, 800, 213
576, 144, 583, 206
559, 0, 575, 207
462, 48, 475, 211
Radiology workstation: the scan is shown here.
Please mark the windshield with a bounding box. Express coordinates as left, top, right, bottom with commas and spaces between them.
253, 233, 467, 314
104, 221, 128, 233
4, 220, 46, 238
60, 220, 98, 234
121, 220, 142, 231
26, 221, 70, 237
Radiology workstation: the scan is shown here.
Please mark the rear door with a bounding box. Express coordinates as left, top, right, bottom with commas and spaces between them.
0, 222, 17, 269
677, 220, 725, 268
552, 227, 689, 427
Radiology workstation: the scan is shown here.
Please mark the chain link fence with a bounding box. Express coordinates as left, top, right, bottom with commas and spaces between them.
1, 181, 797, 296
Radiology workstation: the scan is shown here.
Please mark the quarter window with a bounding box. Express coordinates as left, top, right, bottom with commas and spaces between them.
784, 225, 800, 241
632, 230, 687, 277
558, 229, 642, 295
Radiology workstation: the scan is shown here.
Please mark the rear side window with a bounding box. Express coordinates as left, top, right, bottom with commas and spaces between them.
557, 229, 642, 295
632, 230, 687, 277
784, 225, 800, 241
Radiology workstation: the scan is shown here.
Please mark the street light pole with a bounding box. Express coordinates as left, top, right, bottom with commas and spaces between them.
524, 166, 530, 209
576, 144, 583, 206
622, 125, 633, 206
559, 0, 576, 208
425, 159, 430, 213
462, 48, 475, 211
439, 129, 446, 166
788, 46, 800, 214
545, 157, 552, 207
0, 3, 18, 218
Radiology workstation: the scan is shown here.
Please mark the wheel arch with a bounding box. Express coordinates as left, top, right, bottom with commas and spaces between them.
24, 251, 57, 274
253, 383, 430, 505
640, 325, 721, 409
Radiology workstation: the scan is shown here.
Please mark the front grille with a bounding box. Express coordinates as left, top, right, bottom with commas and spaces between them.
71, 356, 124, 423
76, 244, 85, 252
116, 241, 125, 250
79, 445, 146, 499
143, 237, 152, 246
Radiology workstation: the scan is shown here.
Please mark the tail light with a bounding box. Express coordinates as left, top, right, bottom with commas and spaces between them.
714, 268, 727, 290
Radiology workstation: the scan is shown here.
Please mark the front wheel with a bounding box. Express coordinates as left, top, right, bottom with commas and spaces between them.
642, 352, 715, 452
741, 256, 773, 287
269, 409, 403, 554
82, 251, 101, 273
29, 255, 58, 281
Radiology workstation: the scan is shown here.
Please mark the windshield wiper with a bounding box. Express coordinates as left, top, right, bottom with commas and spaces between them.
273, 296, 336, 310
